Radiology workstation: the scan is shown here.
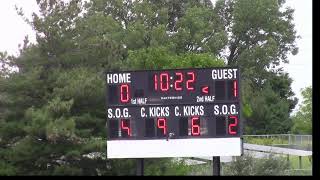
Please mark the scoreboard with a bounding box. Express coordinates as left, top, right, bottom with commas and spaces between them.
106, 67, 243, 158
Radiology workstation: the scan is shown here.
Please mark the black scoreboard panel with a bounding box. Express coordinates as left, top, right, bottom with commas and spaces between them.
106, 68, 239, 106
107, 103, 240, 140
106, 67, 241, 141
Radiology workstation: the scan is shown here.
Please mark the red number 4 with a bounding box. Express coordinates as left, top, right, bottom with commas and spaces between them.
121, 119, 131, 136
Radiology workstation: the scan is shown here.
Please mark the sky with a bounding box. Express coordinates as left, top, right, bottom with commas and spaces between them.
0, 0, 312, 113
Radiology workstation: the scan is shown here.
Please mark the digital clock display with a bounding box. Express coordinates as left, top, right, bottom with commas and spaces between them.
106, 67, 242, 158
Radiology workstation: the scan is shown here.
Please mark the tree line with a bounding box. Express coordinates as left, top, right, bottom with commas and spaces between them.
0, 0, 306, 175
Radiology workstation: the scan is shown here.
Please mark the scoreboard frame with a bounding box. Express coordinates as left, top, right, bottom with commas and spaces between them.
105, 67, 243, 158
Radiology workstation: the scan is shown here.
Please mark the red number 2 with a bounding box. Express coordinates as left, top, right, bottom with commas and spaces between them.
228, 116, 238, 135
174, 72, 183, 91
186, 72, 195, 91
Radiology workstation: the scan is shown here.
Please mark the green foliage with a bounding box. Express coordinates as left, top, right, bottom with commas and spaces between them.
0, 0, 299, 175
244, 137, 288, 146
215, 0, 299, 134
188, 163, 212, 175
289, 156, 312, 171
240, 72, 298, 134
52, 165, 83, 176
223, 154, 290, 175
291, 86, 312, 134
144, 158, 191, 176
126, 46, 225, 70
0, 161, 17, 176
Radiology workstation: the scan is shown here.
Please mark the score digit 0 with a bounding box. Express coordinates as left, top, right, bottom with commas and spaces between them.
120, 84, 130, 103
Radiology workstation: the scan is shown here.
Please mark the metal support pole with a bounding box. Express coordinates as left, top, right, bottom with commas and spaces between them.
136, 158, 144, 176
299, 156, 302, 169
289, 134, 291, 145
212, 156, 220, 176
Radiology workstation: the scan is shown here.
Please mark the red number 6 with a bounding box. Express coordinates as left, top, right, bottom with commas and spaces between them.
191, 117, 200, 136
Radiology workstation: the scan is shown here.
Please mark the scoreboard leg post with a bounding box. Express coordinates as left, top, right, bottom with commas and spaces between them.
136, 158, 144, 176
212, 156, 220, 176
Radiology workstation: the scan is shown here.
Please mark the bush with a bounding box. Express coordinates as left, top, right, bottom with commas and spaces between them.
223, 153, 290, 175
144, 158, 191, 176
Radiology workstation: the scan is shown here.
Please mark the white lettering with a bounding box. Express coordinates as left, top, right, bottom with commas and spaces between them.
183, 106, 204, 116
232, 69, 238, 79
227, 69, 232, 79
212, 70, 217, 79
115, 108, 121, 118
222, 105, 228, 115
107, 73, 131, 84
212, 69, 238, 80
214, 105, 219, 115
223, 69, 227, 79
149, 107, 170, 117
107, 74, 113, 84
230, 104, 237, 114
175, 106, 180, 116
141, 107, 146, 117
123, 108, 129, 118
108, 109, 113, 118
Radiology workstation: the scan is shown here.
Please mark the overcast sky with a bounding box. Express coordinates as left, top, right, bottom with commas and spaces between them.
0, 0, 312, 113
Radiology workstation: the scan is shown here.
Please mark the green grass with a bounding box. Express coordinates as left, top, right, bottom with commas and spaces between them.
289, 155, 312, 170
244, 137, 289, 145
186, 156, 312, 176
243, 137, 312, 150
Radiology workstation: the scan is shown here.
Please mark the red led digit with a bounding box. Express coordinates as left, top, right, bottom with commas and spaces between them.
120, 84, 130, 103
191, 117, 200, 136
174, 72, 183, 91
228, 116, 238, 135
154, 74, 158, 91
121, 119, 131, 136
157, 118, 167, 135
160, 73, 169, 92
233, 80, 237, 97
186, 72, 195, 91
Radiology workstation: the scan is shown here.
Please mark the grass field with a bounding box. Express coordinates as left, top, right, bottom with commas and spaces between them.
289, 155, 312, 169
187, 156, 312, 176
186, 136, 313, 175
243, 136, 312, 150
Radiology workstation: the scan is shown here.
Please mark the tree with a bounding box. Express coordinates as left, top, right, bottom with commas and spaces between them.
291, 86, 312, 134
213, 0, 299, 134
0, 0, 300, 175
0, 0, 113, 175
1, 0, 223, 175
242, 72, 298, 134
